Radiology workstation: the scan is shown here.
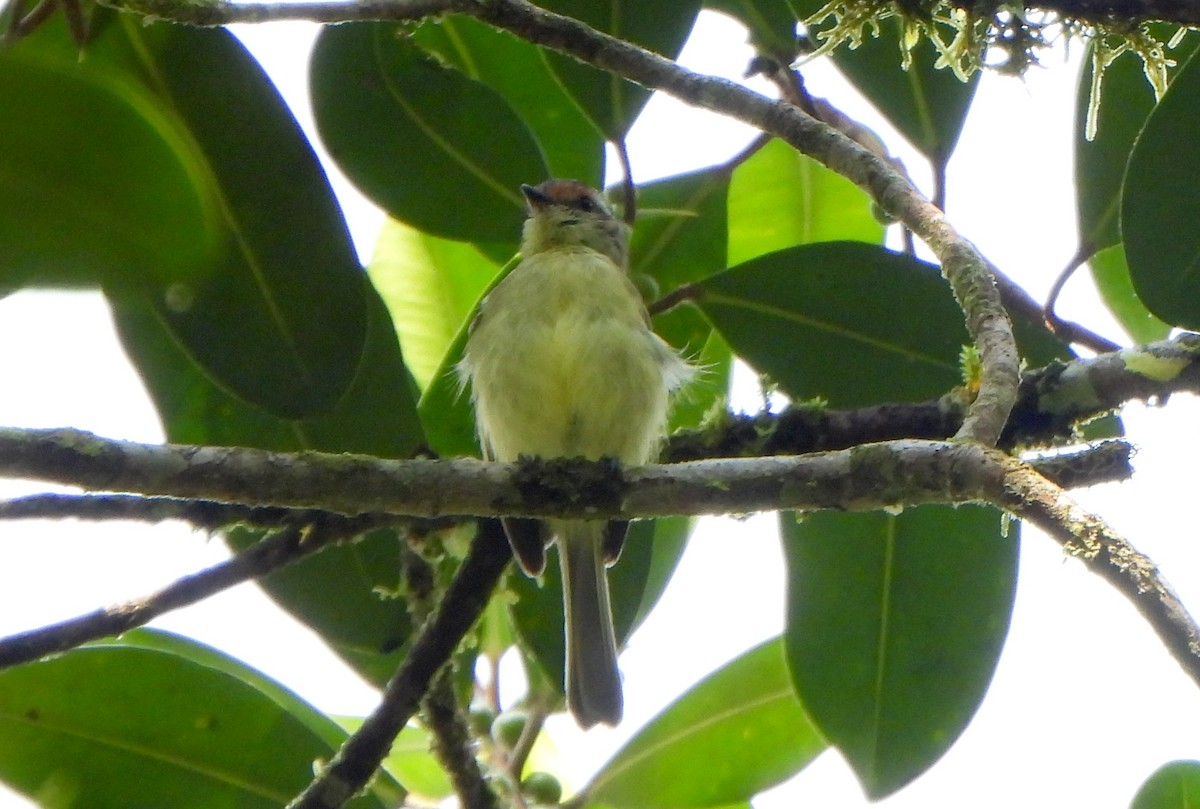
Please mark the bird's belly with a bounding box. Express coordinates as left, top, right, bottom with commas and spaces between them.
473, 310, 669, 465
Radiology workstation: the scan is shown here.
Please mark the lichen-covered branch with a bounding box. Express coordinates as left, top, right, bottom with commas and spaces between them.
0, 426, 1124, 519
667, 333, 1200, 459
996, 456, 1200, 689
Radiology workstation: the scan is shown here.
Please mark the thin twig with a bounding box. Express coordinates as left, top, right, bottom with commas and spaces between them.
647, 282, 702, 317
613, 137, 637, 226
0, 492, 371, 529
504, 701, 549, 782
403, 541, 501, 809
425, 668, 501, 809
286, 520, 511, 809
1042, 246, 1122, 353
100, 0, 458, 24
0, 516, 373, 670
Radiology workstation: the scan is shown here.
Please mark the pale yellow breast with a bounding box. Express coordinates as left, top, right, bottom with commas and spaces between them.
463, 247, 673, 465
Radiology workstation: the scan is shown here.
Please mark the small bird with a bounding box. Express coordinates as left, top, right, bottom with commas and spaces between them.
459, 179, 693, 728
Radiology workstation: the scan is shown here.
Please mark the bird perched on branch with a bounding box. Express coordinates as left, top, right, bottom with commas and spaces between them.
459, 179, 694, 728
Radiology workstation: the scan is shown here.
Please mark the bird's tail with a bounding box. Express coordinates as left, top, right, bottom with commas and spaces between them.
555, 520, 623, 728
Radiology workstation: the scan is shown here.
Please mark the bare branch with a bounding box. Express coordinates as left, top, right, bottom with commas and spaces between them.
0, 516, 375, 670
0, 492, 365, 528
101, 0, 460, 25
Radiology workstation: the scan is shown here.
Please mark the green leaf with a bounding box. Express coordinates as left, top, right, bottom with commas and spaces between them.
1131, 760, 1200, 809
369, 217, 504, 392
151, 27, 368, 418
1, 17, 367, 418
1074, 32, 1200, 253
703, 0, 799, 61
110, 285, 425, 687
410, 16, 604, 185
1088, 244, 1171, 345
1123, 48, 1200, 330
310, 22, 548, 248
792, 3, 979, 162
538, 0, 702, 138
629, 166, 730, 290
727, 139, 884, 267
510, 517, 692, 699
0, 20, 214, 289
586, 639, 825, 809
0, 630, 394, 809
699, 242, 965, 406
782, 505, 1017, 799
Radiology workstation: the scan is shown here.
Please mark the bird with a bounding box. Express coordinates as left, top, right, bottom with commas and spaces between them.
458, 179, 693, 728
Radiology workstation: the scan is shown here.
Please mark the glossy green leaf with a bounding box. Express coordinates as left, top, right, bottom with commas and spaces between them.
0, 21, 214, 289
538, 0, 702, 138
1123, 48, 1200, 330
727, 139, 884, 266
1, 16, 367, 418
1074, 32, 1199, 253
782, 506, 1017, 798
629, 166, 730, 290
793, 3, 978, 162
410, 15, 604, 185
703, 0, 799, 61
153, 29, 368, 418
369, 217, 505, 392
0, 631, 392, 809
699, 242, 965, 406
111, 631, 356, 751
510, 517, 691, 699
110, 285, 425, 687
1088, 244, 1171, 344
587, 639, 825, 809
311, 22, 547, 248
1131, 760, 1200, 809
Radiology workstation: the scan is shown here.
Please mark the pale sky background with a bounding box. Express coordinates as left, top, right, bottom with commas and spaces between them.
2, 11, 1200, 808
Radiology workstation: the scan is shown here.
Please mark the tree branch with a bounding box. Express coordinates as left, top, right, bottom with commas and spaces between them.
0, 426, 1122, 519
998, 457, 1200, 689
0, 492, 377, 528
0, 515, 375, 670
287, 520, 511, 809
102, 0, 457, 24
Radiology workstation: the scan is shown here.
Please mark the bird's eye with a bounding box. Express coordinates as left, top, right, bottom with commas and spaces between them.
575, 196, 598, 213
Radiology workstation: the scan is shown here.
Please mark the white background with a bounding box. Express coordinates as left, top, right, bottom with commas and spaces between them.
2, 11, 1199, 807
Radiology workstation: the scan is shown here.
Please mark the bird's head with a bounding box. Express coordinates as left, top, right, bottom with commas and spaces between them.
519, 179, 630, 268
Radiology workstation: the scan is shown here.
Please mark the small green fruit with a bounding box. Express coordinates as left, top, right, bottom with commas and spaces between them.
522, 771, 563, 805
490, 710, 527, 750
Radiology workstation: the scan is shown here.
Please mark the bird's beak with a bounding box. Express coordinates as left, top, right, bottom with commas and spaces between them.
521, 183, 552, 211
